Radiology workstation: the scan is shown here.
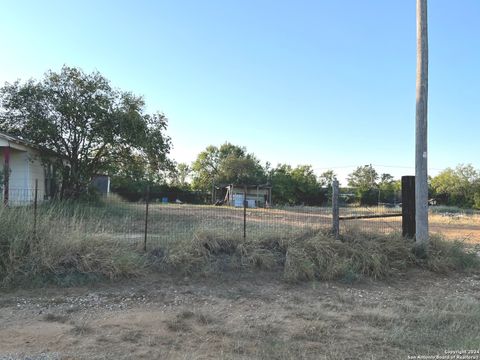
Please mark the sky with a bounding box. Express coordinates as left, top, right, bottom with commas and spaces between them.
1, 0, 479, 184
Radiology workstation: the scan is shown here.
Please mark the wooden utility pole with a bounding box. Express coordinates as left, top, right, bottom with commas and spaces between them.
415, 0, 429, 244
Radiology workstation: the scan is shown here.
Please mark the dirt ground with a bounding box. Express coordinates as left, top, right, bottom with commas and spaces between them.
343, 214, 480, 244
1, 270, 479, 360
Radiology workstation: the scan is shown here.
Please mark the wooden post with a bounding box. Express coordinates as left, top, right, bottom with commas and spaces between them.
402, 176, 416, 238
415, 0, 429, 244
144, 185, 150, 252
33, 179, 38, 238
332, 180, 339, 238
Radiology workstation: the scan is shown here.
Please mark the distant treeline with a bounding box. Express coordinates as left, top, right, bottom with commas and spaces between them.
108, 141, 480, 209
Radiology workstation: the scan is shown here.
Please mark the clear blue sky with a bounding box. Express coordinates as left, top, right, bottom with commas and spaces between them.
1, 0, 479, 184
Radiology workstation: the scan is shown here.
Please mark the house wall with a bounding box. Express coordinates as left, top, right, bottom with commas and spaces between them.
0, 148, 46, 204
27, 149, 46, 200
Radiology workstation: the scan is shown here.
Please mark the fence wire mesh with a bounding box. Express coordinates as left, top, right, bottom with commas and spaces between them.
3, 184, 480, 253
3, 187, 480, 249
339, 205, 402, 235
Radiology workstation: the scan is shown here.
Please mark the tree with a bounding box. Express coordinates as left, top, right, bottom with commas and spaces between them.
318, 170, 337, 187
169, 162, 192, 189
431, 164, 480, 207
191, 143, 266, 190
415, 0, 429, 244
378, 173, 398, 203
0, 66, 171, 198
347, 165, 378, 190
347, 165, 379, 205
318, 170, 337, 204
269, 164, 296, 205
270, 164, 325, 205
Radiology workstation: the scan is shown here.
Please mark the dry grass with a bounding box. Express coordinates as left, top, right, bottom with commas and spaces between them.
164, 227, 479, 284
0, 204, 146, 286
1, 201, 479, 288
42, 313, 69, 323
2, 271, 478, 359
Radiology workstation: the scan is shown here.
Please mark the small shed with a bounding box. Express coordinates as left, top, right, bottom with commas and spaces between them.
219, 184, 272, 208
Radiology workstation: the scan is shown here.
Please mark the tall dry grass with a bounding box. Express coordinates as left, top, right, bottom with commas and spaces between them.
0, 203, 145, 286
163, 227, 480, 283
1, 200, 479, 287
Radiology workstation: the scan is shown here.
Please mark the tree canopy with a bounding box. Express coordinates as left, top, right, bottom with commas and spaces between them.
191, 143, 267, 190
346, 165, 399, 205
0, 66, 171, 197
318, 170, 337, 187
347, 164, 379, 190
431, 164, 480, 208
270, 164, 326, 205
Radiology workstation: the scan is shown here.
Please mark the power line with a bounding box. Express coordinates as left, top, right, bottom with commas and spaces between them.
313, 164, 444, 171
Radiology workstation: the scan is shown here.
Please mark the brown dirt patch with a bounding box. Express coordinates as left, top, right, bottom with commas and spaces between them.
0, 271, 479, 359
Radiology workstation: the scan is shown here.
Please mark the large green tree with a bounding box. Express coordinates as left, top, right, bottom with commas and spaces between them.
169, 162, 192, 189
431, 164, 480, 207
347, 165, 379, 205
318, 170, 337, 187
191, 143, 266, 190
378, 173, 400, 203
0, 66, 171, 197
347, 165, 378, 190
270, 164, 325, 205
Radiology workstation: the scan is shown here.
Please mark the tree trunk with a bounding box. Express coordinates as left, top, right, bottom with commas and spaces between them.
415, 0, 429, 244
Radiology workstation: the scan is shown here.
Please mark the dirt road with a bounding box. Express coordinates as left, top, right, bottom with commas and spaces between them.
1, 270, 479, 360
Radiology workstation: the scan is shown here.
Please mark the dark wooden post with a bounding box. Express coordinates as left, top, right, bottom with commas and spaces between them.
332, 180, 339, 238
402, 176, 416, 238
144, 185, 150, 252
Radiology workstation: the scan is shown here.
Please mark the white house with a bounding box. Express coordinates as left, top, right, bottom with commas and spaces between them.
0, 132, 56, 205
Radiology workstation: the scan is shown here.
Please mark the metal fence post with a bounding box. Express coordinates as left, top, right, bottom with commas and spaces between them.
33, 179, 38, 238
144, 185, 150, 252
402, 176, 416, 238
243, 186, 247, 239
332, 180, 339, 238
3, 147, 10, 206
